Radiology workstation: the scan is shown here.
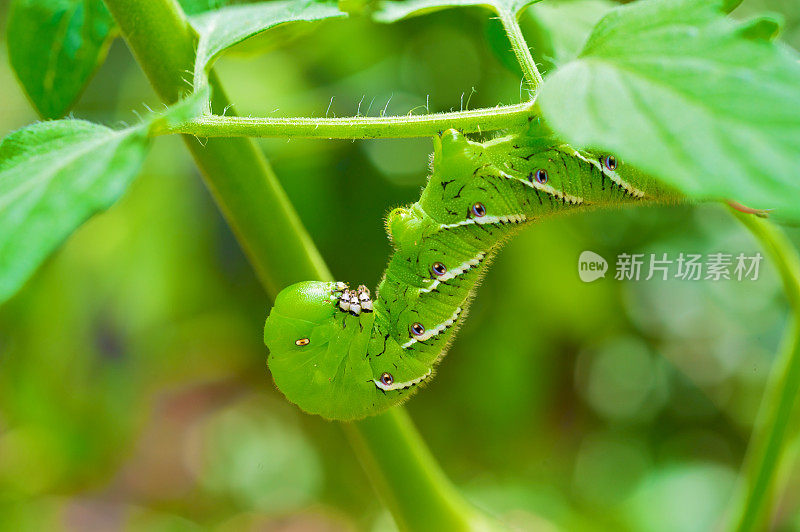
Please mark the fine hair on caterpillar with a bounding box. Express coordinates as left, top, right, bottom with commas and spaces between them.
264, 123, 681, 420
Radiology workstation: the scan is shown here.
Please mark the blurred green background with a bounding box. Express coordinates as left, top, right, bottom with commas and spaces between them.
2, 0, 800, 530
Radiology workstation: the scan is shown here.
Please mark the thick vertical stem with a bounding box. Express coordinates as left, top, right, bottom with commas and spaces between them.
103, 0, 330, 295
728, 211, 800, 531
345, 409, 496, 531
103, 0, 493, 529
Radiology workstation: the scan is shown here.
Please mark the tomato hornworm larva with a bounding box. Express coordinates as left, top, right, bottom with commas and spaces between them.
264, 121, 679, 420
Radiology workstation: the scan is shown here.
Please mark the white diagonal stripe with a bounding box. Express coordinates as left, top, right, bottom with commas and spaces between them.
498, 170, 585, 205
419, 252, 486, 294
438, 214, 527, 230
400, 307, 462, 349
374, 369, 432, 391
565, 148, 646, 198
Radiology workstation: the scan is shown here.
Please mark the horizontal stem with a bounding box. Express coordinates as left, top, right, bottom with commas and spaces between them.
162, 102, 537, 139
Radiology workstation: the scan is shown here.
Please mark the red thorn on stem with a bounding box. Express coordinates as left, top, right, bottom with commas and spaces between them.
727, 200, 771, 218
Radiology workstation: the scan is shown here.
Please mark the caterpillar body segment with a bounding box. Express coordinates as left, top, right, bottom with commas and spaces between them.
264, 125, 679, 420
264, 281, 428, 420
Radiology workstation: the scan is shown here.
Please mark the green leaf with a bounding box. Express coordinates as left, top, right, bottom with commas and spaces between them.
735, 14, 784, 42
524, 0, 615, 67
373, 0, 487, 22
6, 0, 237, 120
0, 121, 150, 304
148, 86, 212, 134
179, 0, 236, 15
538, 0, 800, 219
7, 0, 116, 119
373, 0, 538, 22
190, 0, 347, 93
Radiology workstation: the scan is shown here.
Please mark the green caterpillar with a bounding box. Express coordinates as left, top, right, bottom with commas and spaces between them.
264, 122, 678, 420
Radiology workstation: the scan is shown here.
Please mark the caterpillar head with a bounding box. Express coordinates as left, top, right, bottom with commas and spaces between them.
264, 281, 339, 354
265, 281, 432, 420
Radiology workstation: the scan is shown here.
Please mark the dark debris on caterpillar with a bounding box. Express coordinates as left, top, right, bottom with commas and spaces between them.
264, 123, 681, 421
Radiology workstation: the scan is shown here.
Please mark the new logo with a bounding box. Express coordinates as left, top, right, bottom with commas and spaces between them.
578, 251, 608, 282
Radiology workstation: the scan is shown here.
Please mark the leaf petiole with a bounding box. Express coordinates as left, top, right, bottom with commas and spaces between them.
161, 101, 538, 139
496, 6, 543, 95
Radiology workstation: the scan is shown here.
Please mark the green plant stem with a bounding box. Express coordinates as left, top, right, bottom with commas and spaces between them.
163, 102, 536, 139
728, 210, 800, 532
102, 0, 330, 296
497, 7, 543, 96
104, 0, 493, 529
346, 409, 497, 531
